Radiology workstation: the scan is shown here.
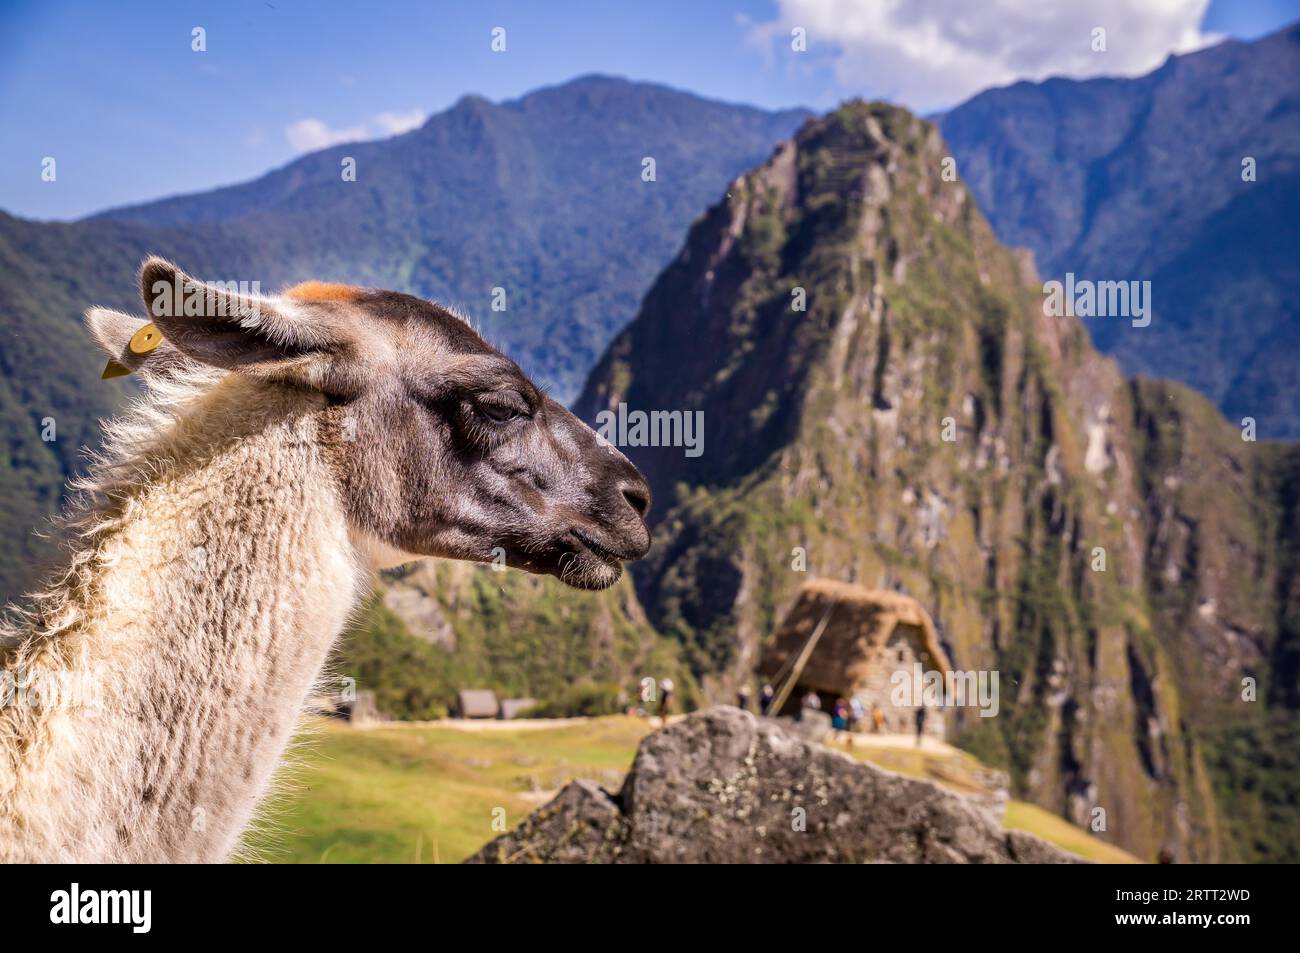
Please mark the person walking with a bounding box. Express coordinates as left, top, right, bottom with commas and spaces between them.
759, 684, 775, 716
914, 705, 927, 746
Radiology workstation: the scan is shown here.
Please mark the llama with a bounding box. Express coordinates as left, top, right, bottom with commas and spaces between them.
0, 258, 652, 862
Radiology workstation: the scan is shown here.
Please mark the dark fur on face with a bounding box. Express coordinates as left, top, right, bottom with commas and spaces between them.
123, 258, 652, 590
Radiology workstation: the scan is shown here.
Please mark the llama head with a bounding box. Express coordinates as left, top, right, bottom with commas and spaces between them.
85, 258, 652, 590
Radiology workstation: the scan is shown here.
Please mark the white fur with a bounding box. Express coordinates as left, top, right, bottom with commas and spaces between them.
0, 362, 372, 862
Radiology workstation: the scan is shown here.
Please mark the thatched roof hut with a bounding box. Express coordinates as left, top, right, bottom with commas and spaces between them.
758, 580, 951, 727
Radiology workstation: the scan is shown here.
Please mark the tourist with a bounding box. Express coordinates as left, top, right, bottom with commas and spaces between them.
914, 705, 927, 746
759, 684, 775, 716
799, 688, 821, 723
832, 697, 850, 735
658, 677, 674, 723
849, 696, 865, 732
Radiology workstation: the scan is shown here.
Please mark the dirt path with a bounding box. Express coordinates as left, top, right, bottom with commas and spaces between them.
354, 714, 688, 733
356, 716, 589, 732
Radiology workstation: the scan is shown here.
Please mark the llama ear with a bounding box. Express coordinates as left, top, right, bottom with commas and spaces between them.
137, 257, 353, 393
84, 307, 185, 379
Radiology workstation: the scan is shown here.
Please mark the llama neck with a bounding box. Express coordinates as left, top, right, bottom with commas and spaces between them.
0, 383, 368, 862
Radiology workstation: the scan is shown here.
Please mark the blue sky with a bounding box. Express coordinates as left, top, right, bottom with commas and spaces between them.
2, 0, 1297, 220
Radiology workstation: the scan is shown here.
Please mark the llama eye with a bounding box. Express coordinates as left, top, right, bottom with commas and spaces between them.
480, 403, 517, 423
476, 392, 530, 424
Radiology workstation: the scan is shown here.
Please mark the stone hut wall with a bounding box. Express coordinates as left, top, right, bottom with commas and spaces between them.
854, 622, 946, 738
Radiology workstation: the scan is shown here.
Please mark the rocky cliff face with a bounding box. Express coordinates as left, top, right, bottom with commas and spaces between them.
576, 103, 1300, 862
468, 707, 1080, 864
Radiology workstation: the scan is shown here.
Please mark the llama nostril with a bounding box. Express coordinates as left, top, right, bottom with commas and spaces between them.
620, 482, 650, 518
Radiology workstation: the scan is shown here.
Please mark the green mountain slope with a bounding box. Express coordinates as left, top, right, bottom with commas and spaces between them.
576, 102, 1300, 862
336, 560, 694, 721
940, 23, 1300, 437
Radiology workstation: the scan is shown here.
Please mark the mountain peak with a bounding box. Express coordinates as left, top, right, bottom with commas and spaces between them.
507, 72, 807, 123
575, 101, 997, 490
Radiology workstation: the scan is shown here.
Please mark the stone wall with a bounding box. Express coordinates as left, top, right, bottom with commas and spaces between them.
852, 622, 946, 738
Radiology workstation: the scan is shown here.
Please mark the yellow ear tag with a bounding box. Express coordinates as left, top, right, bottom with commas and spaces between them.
129, 323, 163, 355
101, 360, 132, 380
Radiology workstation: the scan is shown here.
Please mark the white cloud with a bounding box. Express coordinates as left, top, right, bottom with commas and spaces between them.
284, 118, 369, 151
284, 109, 426, 152
371, 110, 425, 136
748, 0, 1218, 111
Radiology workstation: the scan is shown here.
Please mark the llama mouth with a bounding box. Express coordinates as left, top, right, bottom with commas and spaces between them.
570, 528, 627, 567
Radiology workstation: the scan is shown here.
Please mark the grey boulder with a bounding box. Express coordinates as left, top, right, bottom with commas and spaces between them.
466, 706, 1082, 864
